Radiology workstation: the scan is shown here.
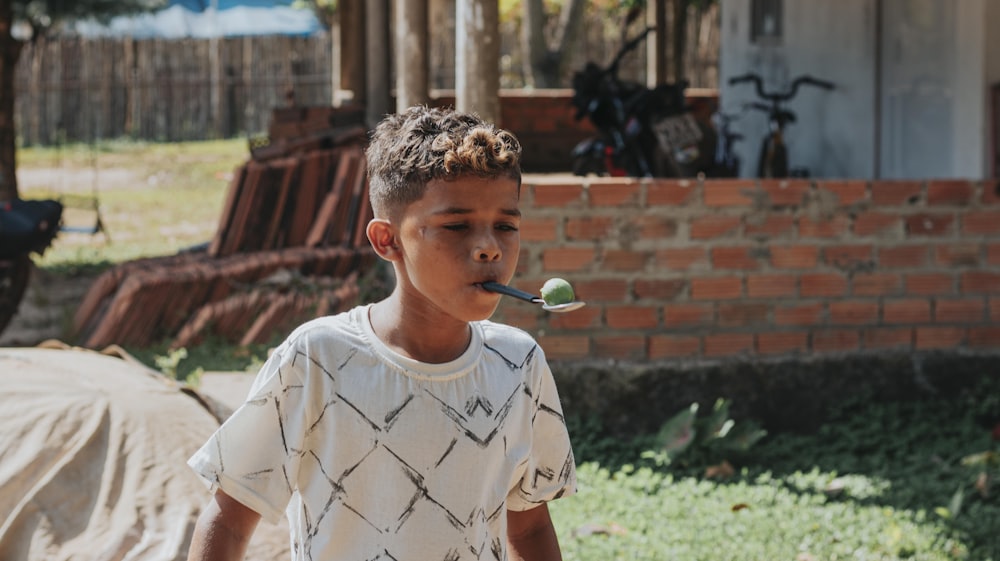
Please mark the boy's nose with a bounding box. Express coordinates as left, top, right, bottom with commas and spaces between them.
473, 237, 501, 261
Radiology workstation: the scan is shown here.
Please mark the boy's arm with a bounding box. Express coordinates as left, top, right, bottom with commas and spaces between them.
507, 504, 563, 561
187, 489, 262, 561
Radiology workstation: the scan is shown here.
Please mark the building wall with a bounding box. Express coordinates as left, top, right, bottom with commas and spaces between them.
720, 0, 876, 179
495, 177, 1000, 361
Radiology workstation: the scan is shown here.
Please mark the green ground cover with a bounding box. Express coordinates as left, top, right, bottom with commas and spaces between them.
16, 140, 1000, 561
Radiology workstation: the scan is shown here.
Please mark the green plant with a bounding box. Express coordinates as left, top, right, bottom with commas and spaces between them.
642, 398, 767, 471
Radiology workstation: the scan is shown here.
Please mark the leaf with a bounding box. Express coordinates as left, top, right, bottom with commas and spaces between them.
655, 402, 698, 457
705, 460, 735, 480
948, 486, 965, 518
725, 423, 768, 452
961, 451, 999, 467
696, 398, 732, 443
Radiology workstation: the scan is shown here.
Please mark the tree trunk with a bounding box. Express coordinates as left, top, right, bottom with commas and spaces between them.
0, 3, 22, 202
671, 0, 688, 82
520, 0, 586, 88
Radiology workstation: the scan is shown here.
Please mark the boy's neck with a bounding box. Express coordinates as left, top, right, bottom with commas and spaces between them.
367, 297, 473, 364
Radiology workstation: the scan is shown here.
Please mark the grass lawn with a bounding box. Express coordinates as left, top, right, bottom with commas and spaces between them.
14, 140, 1000, 561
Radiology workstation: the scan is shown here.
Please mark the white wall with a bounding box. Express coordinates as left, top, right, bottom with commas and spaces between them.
720, 0, 876, 178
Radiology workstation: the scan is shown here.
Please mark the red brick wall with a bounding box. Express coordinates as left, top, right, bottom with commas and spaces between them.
493, 177, 1000, 361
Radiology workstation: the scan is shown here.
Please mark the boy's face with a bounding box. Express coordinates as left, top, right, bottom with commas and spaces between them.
393, 175, 521, 323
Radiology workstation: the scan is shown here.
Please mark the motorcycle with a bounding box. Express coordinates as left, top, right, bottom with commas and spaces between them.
0, 198, 63, 335
570, 26, 716, 178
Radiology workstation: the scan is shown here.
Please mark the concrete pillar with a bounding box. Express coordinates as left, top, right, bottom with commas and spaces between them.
338, 0, 366, 105
395, 0, 430, 111
365, 0, 392, 126
455, 0, 500, 124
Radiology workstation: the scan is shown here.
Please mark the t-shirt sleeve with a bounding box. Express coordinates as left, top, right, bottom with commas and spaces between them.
187, 340, 315, 524
506, 350, 577, 511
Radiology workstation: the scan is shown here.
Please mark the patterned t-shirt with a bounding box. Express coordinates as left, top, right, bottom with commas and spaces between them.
188, 305, 577, 561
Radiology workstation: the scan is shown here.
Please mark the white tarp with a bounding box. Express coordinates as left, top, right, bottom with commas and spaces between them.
0, 346, 288, 561
70, 4, 323, 39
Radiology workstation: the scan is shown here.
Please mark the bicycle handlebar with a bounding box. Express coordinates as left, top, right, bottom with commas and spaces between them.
607, 26, 655, 78
728, 73, 834, 102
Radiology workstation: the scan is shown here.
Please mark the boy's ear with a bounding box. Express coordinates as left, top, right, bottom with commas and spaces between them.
366, 218, 401, 262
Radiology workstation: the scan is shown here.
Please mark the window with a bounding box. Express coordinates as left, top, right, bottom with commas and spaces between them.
751, 0, 783, 43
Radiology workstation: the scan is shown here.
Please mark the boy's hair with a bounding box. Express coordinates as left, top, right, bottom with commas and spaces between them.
366, 105, 522, 218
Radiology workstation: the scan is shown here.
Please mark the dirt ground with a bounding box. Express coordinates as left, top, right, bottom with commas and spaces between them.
0, 264, 99, 347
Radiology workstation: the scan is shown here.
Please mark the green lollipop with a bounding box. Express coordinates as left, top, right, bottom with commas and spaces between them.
540, 278, 575, 306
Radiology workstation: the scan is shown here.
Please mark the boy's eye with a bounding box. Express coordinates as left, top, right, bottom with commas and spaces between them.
496, 223, 519, 232
443, 224, 468, 231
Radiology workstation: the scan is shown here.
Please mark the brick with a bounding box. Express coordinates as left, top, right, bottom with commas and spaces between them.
718, 303, 770, 327
906, 273, 954, 295
542, 247, 595, 271
982, 181, 1000, 205
800, 273, 848, 297
602, 249, 651, 271
538, 335, 590, 359
747, 274, 798, 298
593, 335, 647, 360
883, 299, 931, 324
566, 216, 615, 240
704, 333, 754, 356
993, 297, 1000, 320
745, 215, 795, 239
633, 279, 685, 300
532, 183, 584, 207
648, 335, 700, 358
904, 213, 954, 236
690, 215, 741, 239
647, 179, 696, 206
703, 179, 758, 207
961, 271, 1000, 294
968, 327, 1000, 348
759, 179, 810, 206
811, 329, 860, 353
829, 300, 879, 325
606, 306, 659, 329
691, 277, 742, 300
852, 273, 901, 296
934, 243, 982, 266
799, 215, 849, 238
863, 328, 913, 350
656, 247, 708, 271
871, 180, 922, 205
663, 303, 714, 327
815, 180, 868, 206
520, 217, 558, 242
573, 279, 629, 302
988, 243, 1000, 265
548, 306, 602, 330
774, 303, 824, 326
711, 246, 761, 270
961, 211, 1000, 235
853, 212, 901, 237
927, 180, 973, 205
879, 245, 927, 268
915, 327, 966, 350
823, 244, 874, 269
589, 181, 641, 206
757, 331, 808, 355
517, 248, 532, 275
934, 298, 985, 323
770, 245, 819, 269
629, 215, 678, 239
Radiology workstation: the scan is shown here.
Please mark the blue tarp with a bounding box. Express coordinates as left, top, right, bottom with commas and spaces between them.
71, 0, 323, 38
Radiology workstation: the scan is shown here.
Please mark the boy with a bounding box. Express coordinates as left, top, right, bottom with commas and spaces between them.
186, 106, 577, 561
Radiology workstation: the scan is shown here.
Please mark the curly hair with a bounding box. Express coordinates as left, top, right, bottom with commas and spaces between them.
365, 105, 522, 218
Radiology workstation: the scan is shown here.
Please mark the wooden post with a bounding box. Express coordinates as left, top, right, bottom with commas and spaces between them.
339, 0, 366, 106
648, 0, 668, 86
365, 0, 392, 126
395, 0, 429, 111
455, 0, 500, 124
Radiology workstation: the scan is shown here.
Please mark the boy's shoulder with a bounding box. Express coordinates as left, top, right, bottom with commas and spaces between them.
478, 319, 545, 363
282, 305, 365, 349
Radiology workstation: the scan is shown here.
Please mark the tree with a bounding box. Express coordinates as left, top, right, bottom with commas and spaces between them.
0, 0, 165, 202
518, 0, 589, 88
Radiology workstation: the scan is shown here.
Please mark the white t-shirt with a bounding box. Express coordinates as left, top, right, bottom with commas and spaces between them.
188, 305, 577, 560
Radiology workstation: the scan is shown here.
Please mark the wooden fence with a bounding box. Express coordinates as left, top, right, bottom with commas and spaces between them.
15, 35, 335, 145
